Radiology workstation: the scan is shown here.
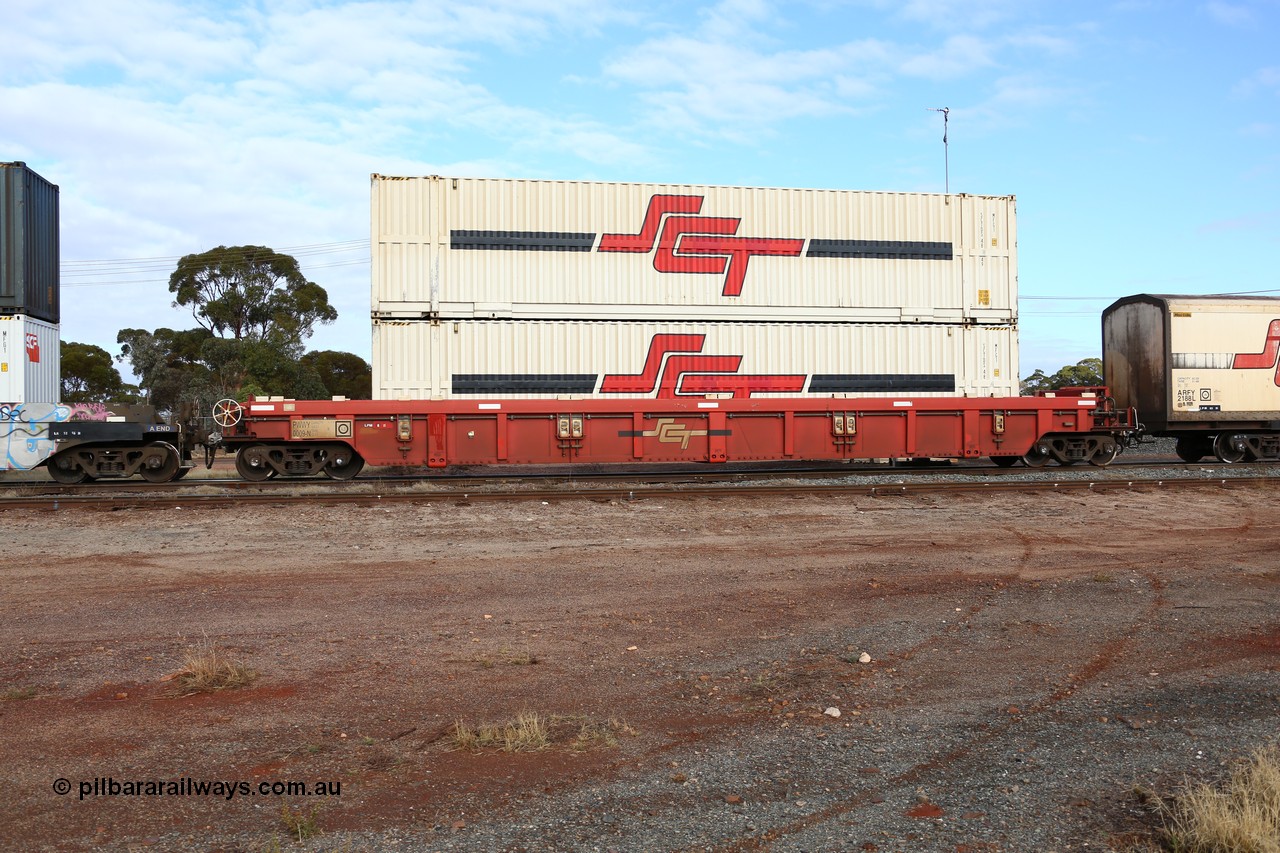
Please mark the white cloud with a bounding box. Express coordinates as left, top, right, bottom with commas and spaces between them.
602, 1, 898, 140
2, 1, 251, 85
0, 0, 655, 359
1239, 121, 1277, 138
1006, 30, 1078, 57
1197, 210, 1280, 234
1202, 1, 1255, 26
899, 35, 997, 79
933, 74, 1084, 142
1233, 66, 1280, 98
856, 0, 1029, 31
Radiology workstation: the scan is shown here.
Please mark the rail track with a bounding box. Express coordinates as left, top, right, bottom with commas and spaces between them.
1, 457, 1275, 510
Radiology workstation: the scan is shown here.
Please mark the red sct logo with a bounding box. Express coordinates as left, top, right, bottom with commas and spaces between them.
600, 334, 806, 398
25, 332, 40, 363
598, 195, 804, 297
1232, 319, 1280, 385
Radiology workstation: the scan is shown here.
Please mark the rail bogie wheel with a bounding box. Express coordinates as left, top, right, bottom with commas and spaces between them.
139, 442, 182, 483
1175, 436, 1208, 463
172, 466, 192, 480
1214, 433, 1248, 464
212, 398, 243, 428
47, 456, 89, 484
321, 450, 365, 481
1022, 445, 1052, 468
235, 445, 275, 482
1090, 441, 1120, 467
990, 455, 1020, 468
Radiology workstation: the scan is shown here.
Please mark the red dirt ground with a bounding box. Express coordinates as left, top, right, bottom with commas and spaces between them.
1, 485, 1277, 851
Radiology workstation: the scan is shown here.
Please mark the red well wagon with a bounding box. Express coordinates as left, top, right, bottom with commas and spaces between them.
211, 389, 1133, 481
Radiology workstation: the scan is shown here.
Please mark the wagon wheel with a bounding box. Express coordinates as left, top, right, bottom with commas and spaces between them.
1175, 436, 1208, 463
212, 398, 243, 428
1089, 441, 1120, 467
138, 442, 181, 483
235, 444, 275, 482
1022, 445, 1052, 468
47, 453, 89, 485
321, 449, 365, 481
990, 455, 1020, 468
1213, 433, 1248, 464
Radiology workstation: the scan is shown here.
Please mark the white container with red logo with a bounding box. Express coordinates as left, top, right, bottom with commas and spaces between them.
0, 313, 60, 403
370, 176, 1016, 325
373, 318, 1017, 401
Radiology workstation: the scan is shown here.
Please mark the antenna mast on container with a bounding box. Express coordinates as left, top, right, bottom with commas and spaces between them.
928, 107, 950, 194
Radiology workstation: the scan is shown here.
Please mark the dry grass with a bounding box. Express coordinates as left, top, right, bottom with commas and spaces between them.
165, 642, 258, 697
570, 717, 638, 751
1164, 743, 1280, 852
2, 687, 37, 701
1134, 743, 1280, 852
279, 804, 320, 842
451, 712, 550, 752
449, 713, 636, 753
506, 645, 540, 666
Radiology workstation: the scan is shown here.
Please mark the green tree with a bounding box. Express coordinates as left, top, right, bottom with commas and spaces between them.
236, 338, 328, 401
169, 245, 337, 344
1020, 368, 1052, 394
116, 327, 216, 412
163, 245, 340, 400
1021, 358, 1104, 394
61, 341, 128, 403
301, 350, 372, 399
1052, 357, 1104, 387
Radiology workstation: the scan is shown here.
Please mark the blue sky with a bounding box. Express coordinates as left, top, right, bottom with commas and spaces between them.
3, 0, 1278, 380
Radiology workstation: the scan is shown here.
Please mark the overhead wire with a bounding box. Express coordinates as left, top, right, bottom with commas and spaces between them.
60, 239, 370, 288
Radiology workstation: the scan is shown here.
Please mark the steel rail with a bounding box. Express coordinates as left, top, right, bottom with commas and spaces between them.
0, 474, 1270, 512
0, 454, 1236, 497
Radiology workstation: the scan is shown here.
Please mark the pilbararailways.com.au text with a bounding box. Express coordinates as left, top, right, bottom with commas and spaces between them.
54, 777, 341, 801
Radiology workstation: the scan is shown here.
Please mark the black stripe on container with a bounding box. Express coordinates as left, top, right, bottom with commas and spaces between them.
452, 374, 598, 394
806, 240, 953, 260
619, 429, 733, 437
808, 374, 956, 393
451, 230, 596, 252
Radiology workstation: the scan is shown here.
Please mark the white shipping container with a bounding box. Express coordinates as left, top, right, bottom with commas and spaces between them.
0, 313, 59, 403
372, 176, 1016, 324
1104, 294, 1280, 427
374, 319, 1017, 400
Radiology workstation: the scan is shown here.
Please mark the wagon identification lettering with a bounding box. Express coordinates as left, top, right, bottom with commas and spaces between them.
1175, 375, 1209, 411
290, 419, 353, 440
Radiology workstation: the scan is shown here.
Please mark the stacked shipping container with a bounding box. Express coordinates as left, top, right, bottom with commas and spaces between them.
1, 163, 60, 407
1, 162, 60, 324
370, 176, 1019, 400
0, 314, 59, 404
